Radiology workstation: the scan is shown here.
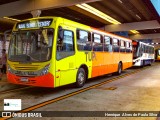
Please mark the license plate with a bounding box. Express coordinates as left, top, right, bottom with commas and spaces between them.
20, 78, 28, 82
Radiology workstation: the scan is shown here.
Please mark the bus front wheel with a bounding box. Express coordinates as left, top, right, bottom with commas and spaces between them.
76, 68, 86, 88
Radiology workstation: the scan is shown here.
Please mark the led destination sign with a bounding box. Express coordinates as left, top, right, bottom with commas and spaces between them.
16, 19, 53, 29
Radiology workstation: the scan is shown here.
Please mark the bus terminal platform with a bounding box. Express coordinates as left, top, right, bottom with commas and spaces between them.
0, 63, 160, 120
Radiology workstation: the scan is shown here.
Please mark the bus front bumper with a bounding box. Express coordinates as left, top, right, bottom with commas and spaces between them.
7, 72, 54, 87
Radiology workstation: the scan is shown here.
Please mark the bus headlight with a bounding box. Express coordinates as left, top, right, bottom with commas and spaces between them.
40, 64, 50, 76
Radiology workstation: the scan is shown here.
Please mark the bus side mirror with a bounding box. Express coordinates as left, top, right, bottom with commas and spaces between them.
58, 26, 64, 40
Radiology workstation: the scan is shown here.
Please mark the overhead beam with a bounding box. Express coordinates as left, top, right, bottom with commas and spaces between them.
105, 20, 160, 32
130, 33, 160, 40
0, 0, 101, 18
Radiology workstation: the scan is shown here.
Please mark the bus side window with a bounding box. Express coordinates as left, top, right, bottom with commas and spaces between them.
104, 36, 112, 52
125, 41, 130, 53
93, 33, 103, 51
144, 45, 146, 53
130, 42, 132, 53
149, 47, 151, 54
148, 46, 150, 53
147, 46, 149, 53
113, 38, 119, 52
152, 48, 154, 54
146, 46, 148, 53
57, 30, 75, 60
120, 40, 125, 52
140, 44, 144, 56
150, 47, 152, 54
77, 30, 92, 51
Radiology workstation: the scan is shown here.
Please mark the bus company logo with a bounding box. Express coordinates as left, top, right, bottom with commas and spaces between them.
4, 99, 21, 111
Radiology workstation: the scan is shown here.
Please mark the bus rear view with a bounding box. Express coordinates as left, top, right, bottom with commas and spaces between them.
133, 41, 154, 67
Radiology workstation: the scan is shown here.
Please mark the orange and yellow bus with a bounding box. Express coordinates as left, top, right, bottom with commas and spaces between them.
7, 17, 133, 88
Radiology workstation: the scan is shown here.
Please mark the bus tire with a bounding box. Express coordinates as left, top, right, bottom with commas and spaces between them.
76, 68, 86, 88
116, 63, 122, 75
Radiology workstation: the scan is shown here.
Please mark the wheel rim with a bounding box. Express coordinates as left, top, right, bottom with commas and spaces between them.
78, 72, 85, 85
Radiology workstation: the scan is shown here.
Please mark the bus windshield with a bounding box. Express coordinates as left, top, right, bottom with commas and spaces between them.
8, 28, 53, 62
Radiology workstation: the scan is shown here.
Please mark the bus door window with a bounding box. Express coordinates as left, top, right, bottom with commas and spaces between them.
93, 33, 103, 51
113, 38, 119, 52
104, 36, 112, 52
76, 30, 91, 51
148, 47, 151, 54
57, 30, 75, 60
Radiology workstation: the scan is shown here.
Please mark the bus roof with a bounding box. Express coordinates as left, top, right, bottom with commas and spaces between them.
13, 16, 132, 41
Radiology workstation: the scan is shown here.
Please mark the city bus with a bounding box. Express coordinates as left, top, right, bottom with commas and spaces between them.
155, 48, 160, 61
133, 41, 154, 67
7, 17, 133, 88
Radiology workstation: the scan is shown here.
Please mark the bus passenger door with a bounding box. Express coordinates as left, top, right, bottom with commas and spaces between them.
55, 28, 76, 86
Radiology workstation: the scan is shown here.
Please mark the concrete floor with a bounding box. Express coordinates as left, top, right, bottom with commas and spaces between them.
34, 63, 160, 120
1, 63, 160, 120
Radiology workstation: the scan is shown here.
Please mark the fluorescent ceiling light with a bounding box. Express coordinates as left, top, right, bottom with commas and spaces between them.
3, 16, 21, 22
76, 3, 121, 25
130, 30, 139, 34
76, 3, 139, 34
136, 14, 141, 19
117, 0, 123, 3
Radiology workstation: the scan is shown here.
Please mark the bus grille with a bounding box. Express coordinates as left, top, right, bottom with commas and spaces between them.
12, 64, 40, 71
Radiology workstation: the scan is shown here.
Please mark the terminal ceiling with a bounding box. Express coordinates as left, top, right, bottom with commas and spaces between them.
0, 0, 160, 36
